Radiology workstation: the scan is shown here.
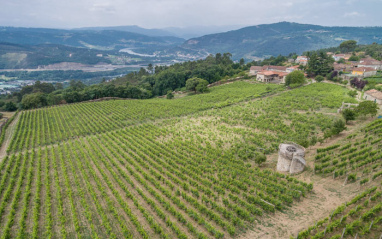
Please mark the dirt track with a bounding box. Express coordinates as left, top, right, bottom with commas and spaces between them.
239, 114, 379, 239
238, 171, 374, 239
0, 113, 20, 160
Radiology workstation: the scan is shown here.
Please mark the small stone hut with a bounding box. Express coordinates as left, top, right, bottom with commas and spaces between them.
277, 143, 306, 174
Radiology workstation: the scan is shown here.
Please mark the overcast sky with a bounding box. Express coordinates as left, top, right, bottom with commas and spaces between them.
1, 0, 381, 29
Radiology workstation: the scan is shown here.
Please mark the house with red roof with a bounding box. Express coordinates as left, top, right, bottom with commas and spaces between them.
257, 71, 289, 83
295, 56, 308, 66
332, 54, 351, 62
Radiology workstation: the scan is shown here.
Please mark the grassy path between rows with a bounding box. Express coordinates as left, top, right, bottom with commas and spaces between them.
0, 113, 20, 160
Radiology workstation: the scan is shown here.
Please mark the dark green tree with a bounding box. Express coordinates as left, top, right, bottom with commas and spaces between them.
348, 53, 360, 61
69, 80, 85, 91
306, 51, 334, 77
239, 58, 245, 66
195, 79, 209, 93
5, 101, 17, 111
340, 40, 357, 52
147, 63, 154, 73
185, 77, 200, 93
55, 82, 64, 90
347, 90, 357, 98
337, 58, 346, 64
331, 119, 346, 135
341, 109, 356, 123
166, 91, 174, 99
222, 53, 233, 65
285, 71, 305, 86
356, 101, 378, 117
315, 75, 324, 82
21, 92, 47, 109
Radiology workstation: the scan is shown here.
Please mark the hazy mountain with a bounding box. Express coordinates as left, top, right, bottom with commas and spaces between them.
3, 22, 382, 66
179, 22, 382, 60
163, 25, 245, 39
74, 25, 245, 39
74, 25, 175, 37
0, 42, 117, 69
0, 27, 184, 52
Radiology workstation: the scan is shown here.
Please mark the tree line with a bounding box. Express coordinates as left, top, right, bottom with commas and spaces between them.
1, 53, 249, 110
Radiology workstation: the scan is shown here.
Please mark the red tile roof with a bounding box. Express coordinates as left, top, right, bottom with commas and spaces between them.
258, 71, 278, 76
258, 71, 289, 76
287, 65, 300, 69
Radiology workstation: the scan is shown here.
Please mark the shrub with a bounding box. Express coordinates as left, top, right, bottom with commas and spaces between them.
315, 75, 324, 82
166, 91, 174, 99
285, 71, 305, 86
254, 152, 266, 166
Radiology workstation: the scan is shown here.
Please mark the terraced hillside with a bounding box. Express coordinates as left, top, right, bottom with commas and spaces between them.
295, 118, 382, 239
8, 82, 283, 151
0, 81, 366, 238
314, 119, 382, 184
296, 186, 382, 239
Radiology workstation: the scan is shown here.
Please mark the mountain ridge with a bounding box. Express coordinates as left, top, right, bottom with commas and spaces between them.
179, 22, 382, 60
0, 26, 184, 51
2, 22, 382, 64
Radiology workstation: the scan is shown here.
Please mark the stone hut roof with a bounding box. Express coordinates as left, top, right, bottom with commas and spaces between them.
365, 89, 382, 100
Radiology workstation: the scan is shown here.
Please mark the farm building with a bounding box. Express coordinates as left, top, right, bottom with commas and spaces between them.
364, 89, 382, 104
333, 62, 355, 72
286, 65, 300, 73
257, 71, 289, 83
332, 54, 351, 62
295, 56, 308, 65
249, 66, 263, 75
262, 65, 287, 72
352, 67, 377, 77
358, 58, 382, 70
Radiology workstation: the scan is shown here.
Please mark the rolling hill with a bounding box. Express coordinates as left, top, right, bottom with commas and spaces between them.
74, 25, 175, 37
2, 22, 382, 70
0, 27, 184, 52
179, 22, 382, 60
0, 42, 117, 69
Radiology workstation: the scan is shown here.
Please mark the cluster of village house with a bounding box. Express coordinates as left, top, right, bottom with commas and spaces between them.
249, 54, 382, 104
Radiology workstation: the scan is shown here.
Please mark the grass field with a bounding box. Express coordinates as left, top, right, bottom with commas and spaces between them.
0, 81, 373, 239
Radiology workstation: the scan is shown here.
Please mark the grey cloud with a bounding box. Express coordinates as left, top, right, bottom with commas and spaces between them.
0, 0, 381, 28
